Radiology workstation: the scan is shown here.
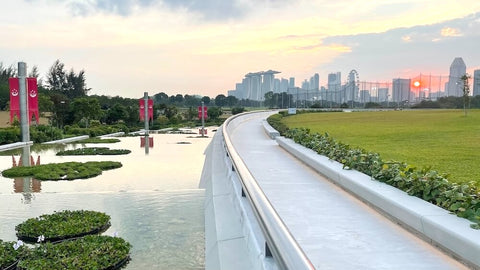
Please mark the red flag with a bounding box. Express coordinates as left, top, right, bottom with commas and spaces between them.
139, 99, 145, 121
148, 99, 153, 121
198, 106, 208, 119
9, 78, 20, 123
27, 78, 39, 124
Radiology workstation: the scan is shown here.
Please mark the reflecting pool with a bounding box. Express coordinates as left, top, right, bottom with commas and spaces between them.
0, 130, 212, 269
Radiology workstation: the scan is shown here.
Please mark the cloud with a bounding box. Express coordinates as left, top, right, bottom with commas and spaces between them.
67, 0, 293, 21
440, 27, 462, 37
318, 12, 480, 81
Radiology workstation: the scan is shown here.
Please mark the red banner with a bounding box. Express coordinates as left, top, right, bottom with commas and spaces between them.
139, 99, 153, 121
27, 77, 39, 124
139, 99, 145, 121
9, 78, 20, 123
148, 99, 153, 121
198, 106, 208, 119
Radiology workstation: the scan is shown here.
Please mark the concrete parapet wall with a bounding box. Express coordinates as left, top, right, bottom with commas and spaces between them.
275, 135, 480, 269
42, 135, 89, 144
201, 128, 272, 270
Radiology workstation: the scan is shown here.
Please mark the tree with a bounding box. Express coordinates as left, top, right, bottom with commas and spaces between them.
461, 74, 471, 117
207, 106, 222, 120
70, 97, 101, 128
46, 60, 89, 99
214, 94, 227, 107
264, 91, 274, 108
106, 103, 128, 124
201, 96, 211, 105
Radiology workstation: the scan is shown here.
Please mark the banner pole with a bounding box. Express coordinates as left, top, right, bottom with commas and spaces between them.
18, 62, 30, 166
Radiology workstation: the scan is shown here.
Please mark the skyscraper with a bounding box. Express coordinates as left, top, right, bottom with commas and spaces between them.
474, 69, 480, 97
446, 57, 466, 97
392, 78, 411, 103
328, 72, 341, 103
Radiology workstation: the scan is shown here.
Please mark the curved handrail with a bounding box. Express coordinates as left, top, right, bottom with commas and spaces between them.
222, 112, 315, 270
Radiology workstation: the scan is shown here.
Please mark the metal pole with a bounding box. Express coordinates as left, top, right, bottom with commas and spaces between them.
201, 101, 205, 137
144, 92, 149, 154
18, 62, 31, 166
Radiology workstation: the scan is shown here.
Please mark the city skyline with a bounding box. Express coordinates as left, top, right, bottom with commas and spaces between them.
2, 0, 480, 98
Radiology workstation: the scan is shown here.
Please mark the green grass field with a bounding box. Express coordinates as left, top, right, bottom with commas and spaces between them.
282, 109, 480, 187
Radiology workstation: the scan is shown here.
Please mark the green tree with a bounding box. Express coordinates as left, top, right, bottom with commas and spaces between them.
264, 91, 274, 108
70, 97, 101, 128
106, 103, 128, 124
207, 106, 222, 120
214, 94, 227, 107
461, 74, 471, 117
46, 60, 89, 99
201, 96, 211, 105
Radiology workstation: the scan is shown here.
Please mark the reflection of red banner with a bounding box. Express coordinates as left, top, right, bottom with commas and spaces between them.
140, 137, 154, 148
9, 78, 20, 123
198, 106, 208, 119
27, 78, 39, 124
139, 99, 153, 121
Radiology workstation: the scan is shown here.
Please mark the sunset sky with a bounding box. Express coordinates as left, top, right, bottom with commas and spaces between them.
2, 0, 480, 98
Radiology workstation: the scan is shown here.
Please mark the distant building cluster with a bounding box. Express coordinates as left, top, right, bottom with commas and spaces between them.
227, 57, 480, 106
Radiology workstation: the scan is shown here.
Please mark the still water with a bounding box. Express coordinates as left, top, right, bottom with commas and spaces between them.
0, 130, 212, 269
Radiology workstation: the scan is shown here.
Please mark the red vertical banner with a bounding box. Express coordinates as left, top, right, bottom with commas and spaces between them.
139, 99, 145, 121
148, 99, 153, 121
198, 106, 208, 119
27, 77, 39, 124
8, 78, 20, 123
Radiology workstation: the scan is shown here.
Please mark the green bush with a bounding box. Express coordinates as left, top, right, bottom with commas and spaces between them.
267, 114, 289, 135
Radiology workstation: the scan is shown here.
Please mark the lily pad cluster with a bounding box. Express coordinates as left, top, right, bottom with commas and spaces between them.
16, 235, 131, 270
56, 147, 131, 156
16, 210, 111, 243
0, 210, 131, 270
1, 161, 122, 180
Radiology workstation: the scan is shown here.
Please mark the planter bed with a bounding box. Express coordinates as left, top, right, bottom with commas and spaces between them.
17, 235, 131, 270
16, 210, 111, 244
1, 161, 122, 180
56, 147, 130, 156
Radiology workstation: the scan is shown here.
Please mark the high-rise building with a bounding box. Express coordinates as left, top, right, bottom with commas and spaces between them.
328, 72, 341, 103
446, 57, 466, 97
473, 69, 480, 96
392, 78, 411, 103
312, 73, 319, 90
289, 77, 295, 88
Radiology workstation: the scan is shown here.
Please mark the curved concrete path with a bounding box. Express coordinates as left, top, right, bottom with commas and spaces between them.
228, 111, 467, 270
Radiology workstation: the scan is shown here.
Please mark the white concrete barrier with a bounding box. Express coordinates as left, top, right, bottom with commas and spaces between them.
201, 129, 269, 270
275, 134, 480, 269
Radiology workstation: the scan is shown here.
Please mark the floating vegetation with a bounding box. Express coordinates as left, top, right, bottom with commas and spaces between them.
16, 210, 111, 243
56, 147, 130, 156
1, 161, 122, 180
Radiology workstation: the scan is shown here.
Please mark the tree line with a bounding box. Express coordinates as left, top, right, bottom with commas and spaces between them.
0, 60, 255, 131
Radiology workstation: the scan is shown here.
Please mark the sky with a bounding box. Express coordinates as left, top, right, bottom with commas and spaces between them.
1, 0, 480, 98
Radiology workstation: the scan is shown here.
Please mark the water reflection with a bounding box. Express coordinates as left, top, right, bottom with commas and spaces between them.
0, 130, 212, 269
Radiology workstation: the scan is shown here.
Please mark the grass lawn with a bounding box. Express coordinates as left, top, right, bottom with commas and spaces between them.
282, 109, 480, 187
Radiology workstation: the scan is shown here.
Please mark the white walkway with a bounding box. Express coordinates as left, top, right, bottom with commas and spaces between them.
228, 111, 467, 270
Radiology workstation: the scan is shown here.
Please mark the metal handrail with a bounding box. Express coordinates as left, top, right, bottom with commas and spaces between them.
222, 112, 315, 270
